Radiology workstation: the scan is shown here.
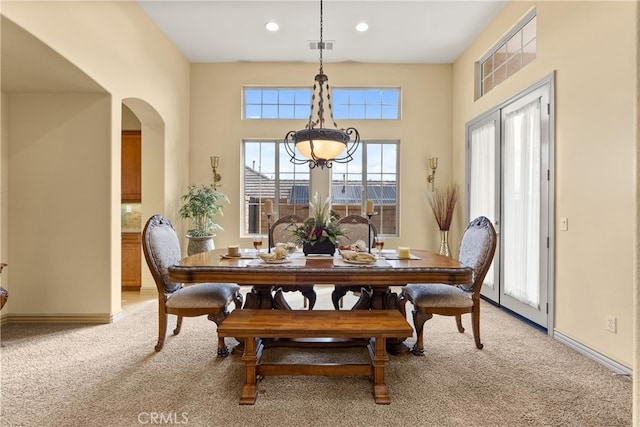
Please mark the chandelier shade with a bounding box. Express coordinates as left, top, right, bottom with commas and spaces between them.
284, 0, 360, 169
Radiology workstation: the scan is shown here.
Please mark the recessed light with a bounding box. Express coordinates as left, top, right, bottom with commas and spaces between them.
355, 22, 369, 32
265, 21, 279, 32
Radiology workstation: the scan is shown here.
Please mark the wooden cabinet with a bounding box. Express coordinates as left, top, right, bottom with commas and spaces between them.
122, 232, 141, 291
121, 130, 141, 203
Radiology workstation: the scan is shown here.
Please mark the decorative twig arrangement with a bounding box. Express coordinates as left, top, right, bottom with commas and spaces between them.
428, 184, 458, 231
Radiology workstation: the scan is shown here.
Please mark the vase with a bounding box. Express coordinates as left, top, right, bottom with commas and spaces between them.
438, 229, 451, 257
187, 235, 215, 255
303, 240, 336, 256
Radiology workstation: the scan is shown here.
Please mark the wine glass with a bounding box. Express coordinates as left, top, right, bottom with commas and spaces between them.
252, 235, 264, 254
375, 236, 385, 259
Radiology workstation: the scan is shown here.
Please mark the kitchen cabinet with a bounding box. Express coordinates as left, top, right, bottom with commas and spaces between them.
121, 130, 141, 203
122, 232, 141, 291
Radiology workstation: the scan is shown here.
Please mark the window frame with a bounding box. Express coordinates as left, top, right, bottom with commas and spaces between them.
477, 8, 537, 98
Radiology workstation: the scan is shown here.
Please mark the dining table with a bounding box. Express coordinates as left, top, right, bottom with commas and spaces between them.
168, 248, 473, 354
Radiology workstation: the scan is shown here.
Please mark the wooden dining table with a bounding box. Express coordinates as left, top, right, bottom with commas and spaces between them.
168, 248, 472, 354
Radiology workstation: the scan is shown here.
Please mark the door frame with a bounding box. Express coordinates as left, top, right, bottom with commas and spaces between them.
465, 72, 556, 335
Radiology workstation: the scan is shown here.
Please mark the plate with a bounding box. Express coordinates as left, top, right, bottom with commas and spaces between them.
262, 258, 290, 264
224, 253, 241, 258
343, 258, 377, 265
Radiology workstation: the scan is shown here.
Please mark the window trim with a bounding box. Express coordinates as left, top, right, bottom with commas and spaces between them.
477, 8, 537, 98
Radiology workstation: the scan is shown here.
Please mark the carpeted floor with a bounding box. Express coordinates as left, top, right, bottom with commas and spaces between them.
0, 286, 632, 426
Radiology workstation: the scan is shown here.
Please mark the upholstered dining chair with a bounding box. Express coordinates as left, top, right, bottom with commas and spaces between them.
269, 214, 316, 309
142, 215, 243, 356
331, 215, 378, 309
400, 216, 497, 355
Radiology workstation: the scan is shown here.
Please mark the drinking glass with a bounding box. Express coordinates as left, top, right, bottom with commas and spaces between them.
375, 236, 385, 259
252, 235, 264, 254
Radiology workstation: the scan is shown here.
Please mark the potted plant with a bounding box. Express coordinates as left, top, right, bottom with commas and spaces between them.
288, 192, 345, 256
179, 184, 229, 255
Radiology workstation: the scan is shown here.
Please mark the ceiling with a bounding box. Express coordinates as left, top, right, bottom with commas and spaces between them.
1, 1, 506, 93
136, 0, 506, 64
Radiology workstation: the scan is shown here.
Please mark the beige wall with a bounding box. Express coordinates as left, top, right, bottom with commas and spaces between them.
453, 1, 636, 368
1, 1, 190, 318
190, 62, 454, 252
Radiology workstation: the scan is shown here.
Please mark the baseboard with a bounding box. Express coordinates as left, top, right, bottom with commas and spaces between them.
4, 311, 125, 325
554, 330, 632, 376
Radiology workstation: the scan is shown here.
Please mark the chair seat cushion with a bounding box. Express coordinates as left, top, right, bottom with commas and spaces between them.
166, 283, 240, 309
402, 283, 473, 308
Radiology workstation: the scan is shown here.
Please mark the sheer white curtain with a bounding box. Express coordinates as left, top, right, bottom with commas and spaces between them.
502, 99, 541, 308
469, 121, 496, 289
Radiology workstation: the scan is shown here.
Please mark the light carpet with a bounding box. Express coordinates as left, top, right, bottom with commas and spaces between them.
0, 286, 632, 427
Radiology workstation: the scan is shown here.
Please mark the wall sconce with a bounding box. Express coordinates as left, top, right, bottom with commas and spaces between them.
427, 157, 438, 191
210, 156, 221, 190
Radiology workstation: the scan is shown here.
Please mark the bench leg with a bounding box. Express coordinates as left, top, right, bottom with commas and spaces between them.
370, 336, 391, 404
239, 337, 259, 405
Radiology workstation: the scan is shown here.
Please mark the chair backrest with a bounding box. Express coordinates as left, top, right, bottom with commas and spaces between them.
337, 215, 377, 248
142, 215, 183, 294
270, 214, 304, 245
457, 216, 497, 294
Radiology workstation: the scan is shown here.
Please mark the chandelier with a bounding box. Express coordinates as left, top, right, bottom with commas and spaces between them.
284, 0, 360, 169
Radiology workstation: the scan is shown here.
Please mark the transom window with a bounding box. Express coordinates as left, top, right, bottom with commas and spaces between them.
244, 88, 311, 119
243, 87, 400, 120
332, 88, 400, 120
241, 140, 399, 237
479, 9, 536, 97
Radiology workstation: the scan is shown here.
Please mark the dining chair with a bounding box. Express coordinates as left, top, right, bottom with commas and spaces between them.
399, 216, 497, 355
142, 215, 243, 356
268, 214, 316, 309
331, 215, 378, 309
0, 263, 7, 310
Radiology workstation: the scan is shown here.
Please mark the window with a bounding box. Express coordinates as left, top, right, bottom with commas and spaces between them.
242, 140, 399, 237
331, 141, 399, 236
244, 88, 311, 119
479, 10, 536, 96
242, 140, 310, 236
332, 88, 400, 119
243, 87, 400, 120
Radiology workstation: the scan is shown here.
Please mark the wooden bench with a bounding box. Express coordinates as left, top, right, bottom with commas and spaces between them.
217, 309, 413, 405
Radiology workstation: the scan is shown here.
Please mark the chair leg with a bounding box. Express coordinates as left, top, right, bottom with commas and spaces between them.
331, 287, 348, 310
303, 296, 308, 308
411, 309, 431, 356
301, 289, 316, 310
456, 315, 465, 333
173, 315, 183, 335
155, 312, 168, 352
471, 307, 483, 349
208, 310, 231, 357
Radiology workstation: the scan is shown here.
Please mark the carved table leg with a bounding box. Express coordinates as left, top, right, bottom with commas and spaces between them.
371, 287, 411, 356
243, 287, 275, 309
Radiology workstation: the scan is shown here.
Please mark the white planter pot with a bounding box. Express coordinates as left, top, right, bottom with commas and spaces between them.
186, 235, 215, 255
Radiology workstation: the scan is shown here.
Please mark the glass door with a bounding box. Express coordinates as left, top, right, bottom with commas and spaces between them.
466, 78, 553, 328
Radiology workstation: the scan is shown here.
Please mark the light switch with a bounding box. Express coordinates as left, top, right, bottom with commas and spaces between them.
560, 217, 568, 231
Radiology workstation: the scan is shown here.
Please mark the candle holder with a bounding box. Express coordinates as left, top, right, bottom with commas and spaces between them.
364, 212, 377, 253
266, 213, 273, 253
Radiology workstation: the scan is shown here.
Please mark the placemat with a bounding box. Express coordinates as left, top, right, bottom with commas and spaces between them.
246, 258, 307, 268
333, 258, 391, 268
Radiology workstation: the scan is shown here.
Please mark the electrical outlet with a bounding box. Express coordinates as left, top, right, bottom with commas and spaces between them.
606, 315, 617, 333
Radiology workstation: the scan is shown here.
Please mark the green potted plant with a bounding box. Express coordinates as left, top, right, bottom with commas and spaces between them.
179, 184, 229, 255
288, 192, 345, 256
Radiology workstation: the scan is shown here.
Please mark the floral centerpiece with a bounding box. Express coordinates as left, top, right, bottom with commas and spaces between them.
288, 192, 345, 255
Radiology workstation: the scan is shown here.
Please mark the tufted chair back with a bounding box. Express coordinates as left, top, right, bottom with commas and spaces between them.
270, 214, 304, 245
457, 216, 497, 294
337, 215, 377, 248
142, 215, 183, 294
